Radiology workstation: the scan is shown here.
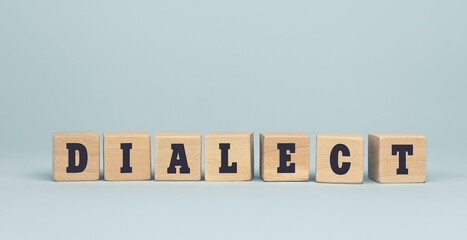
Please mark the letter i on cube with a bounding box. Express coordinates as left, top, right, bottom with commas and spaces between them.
103, 132, 151, 181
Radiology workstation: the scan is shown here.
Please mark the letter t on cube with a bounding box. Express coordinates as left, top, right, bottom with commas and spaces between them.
369, 133, 426, 183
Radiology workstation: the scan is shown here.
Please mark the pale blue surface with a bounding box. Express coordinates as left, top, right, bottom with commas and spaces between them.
1, 1, 466, 239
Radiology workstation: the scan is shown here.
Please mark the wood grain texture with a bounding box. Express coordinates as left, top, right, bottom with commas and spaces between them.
204, 132, 253, 181
53, 132, 100, 181
103, 132, 151, 181
260, 132, 310, 182
369, 133, 426, 183
315, 133, 363, 183
154, 132, 201, 181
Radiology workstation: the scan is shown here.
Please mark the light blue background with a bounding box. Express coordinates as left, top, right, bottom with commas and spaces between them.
1, 1, 466, 239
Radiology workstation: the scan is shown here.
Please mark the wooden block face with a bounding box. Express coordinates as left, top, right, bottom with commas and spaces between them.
315, 133, 364, 183
260, 132, 310, 181
103, 132, 151, 181
155, 132, 201, 181
204, 132, 253, 181
53, 132, 100, 181
369, 133, 426, 183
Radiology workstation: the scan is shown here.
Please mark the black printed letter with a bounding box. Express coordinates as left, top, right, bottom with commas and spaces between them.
392, 145, 413, 175
277, 143, 295, 173
330, 144, 351, 175
167, 144, 191, 174
120, 143, 133, 173
219, 143, 237, 173
66, 143, 88, 173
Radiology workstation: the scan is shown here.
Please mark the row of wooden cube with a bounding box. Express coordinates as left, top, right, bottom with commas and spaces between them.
53, 132, 426, 183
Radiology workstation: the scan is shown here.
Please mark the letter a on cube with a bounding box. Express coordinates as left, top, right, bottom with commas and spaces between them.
155, 132, 201, 181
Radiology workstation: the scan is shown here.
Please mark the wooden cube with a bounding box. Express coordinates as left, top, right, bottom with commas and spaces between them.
315, 133, 364, 183
103, 132, 151, 181
260, 132, 310, 181
155, 132, 201, 181
53, 132, 100, 181
205, 132, 254, 181
369, 133, 426, 183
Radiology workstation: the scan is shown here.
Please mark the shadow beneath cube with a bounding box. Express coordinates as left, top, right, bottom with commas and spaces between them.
28, 171, 54, 181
